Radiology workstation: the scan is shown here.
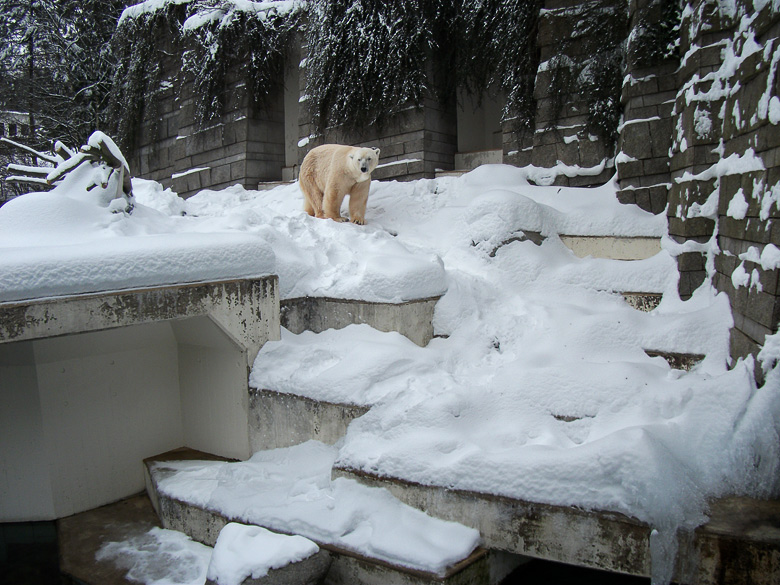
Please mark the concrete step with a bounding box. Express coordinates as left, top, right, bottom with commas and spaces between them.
58, 493, 165, 585
560, 235, 661, 260
249, 388, 369, 452
621, 291, 663, 311
257, 180, 294, 191
485, 231, 661, 261
332, 466, 780, 585
644, 349, 705, 371
280, 295, 441, 347
435, 169, 469, 178
144, 449, 517, 585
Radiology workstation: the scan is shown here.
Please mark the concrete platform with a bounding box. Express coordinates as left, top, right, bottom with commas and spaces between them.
644, 349, 705, 371
332, 466, 780, 585
280, 295, 441, 346
621, 292, 663, 312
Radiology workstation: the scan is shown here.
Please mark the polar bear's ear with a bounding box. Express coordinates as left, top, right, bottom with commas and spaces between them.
372, 147, 381, 156
349, 154, 355, 159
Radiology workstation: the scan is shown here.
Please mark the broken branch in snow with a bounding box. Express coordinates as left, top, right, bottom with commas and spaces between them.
3, 132, 134, 213
0, 136, 60, 164
3, 132, 133, 197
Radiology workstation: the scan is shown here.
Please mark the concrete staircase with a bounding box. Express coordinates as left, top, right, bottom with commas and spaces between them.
143, 450, 502, 585
135, 235, 779, 585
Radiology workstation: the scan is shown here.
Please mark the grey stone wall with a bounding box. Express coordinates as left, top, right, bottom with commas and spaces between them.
128, 36, 286, 199
616, 0, 677, 216
298, 83, 456, 182
665, 0, 780, 367
520, 0, 619, 187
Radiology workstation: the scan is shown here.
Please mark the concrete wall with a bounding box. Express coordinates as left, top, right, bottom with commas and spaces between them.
173, 318, 252, 460
128, 32, 289, 199
0, 323, 183, 521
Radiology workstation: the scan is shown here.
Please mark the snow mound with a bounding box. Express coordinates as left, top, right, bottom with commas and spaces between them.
0, 177, 445, 303
207, 523, 319, 585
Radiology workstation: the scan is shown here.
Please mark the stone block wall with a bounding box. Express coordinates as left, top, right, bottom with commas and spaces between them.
172, 73, 285, 197
616, 24, 677, 217
665, 0, 780, 367
711, 3, 780, 365
297, 59, 457, 182
128, 35, 286, 199
525, 0, 619, 186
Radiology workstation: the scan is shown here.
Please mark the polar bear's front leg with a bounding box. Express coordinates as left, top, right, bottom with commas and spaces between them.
348, 180, 370, 225
323, 185, 348, 222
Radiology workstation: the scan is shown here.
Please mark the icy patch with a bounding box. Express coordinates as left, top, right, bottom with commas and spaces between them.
97, 527, 211, 585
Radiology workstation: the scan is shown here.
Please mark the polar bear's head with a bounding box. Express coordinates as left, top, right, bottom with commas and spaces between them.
349, 147, 380, 182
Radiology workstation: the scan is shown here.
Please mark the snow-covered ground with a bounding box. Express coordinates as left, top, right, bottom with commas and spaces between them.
2, 162, 779, 584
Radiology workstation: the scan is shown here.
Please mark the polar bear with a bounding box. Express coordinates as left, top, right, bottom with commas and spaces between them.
299, 144, 380, 225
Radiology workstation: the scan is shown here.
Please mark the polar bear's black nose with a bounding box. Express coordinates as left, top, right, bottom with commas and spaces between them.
361, 165, 368, 173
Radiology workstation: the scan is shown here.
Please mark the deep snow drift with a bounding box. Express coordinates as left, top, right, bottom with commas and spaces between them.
2, 163, 779, 583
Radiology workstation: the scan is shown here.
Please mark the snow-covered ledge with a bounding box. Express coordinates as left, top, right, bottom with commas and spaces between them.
0, 277, 280, 522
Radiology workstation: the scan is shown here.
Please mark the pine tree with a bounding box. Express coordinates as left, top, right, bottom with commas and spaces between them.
0, 0, 126, 203
0, 0, 127, 148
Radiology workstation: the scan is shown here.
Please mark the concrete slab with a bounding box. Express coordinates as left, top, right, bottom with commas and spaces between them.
332, 466, 780, 585
2, 278, 280, 521
280, 296, 440, 347
249, 389, 369, 452
0, 277, 281, 364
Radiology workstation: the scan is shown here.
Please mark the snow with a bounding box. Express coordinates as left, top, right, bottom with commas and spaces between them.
207, 523, 318, 585
727, 188, 749, 219
97, 527, 212, 585
120, 0, 296, 27
151, 441, 481, 576
2, 158, 779, 583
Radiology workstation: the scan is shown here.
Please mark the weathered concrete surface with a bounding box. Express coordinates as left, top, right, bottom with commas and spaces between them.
333, 467, 780, 585
1, 278, 281, 521
144, 450, 501, 585
560, 236, 661, 260
693, 497, 780, 585
205, 549, 332, 585
249, 389, 370, 452
0, 277, 281, 364
280, 296, 440, 347
332, 467, 651, 577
